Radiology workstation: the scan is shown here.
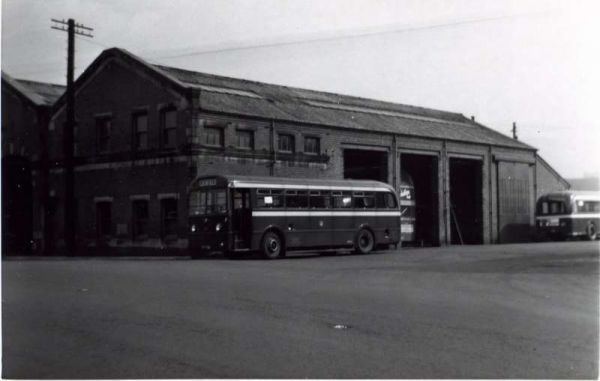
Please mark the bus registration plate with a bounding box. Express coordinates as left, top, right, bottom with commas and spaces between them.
548, 218, 559, 226
401, 224, 414, 233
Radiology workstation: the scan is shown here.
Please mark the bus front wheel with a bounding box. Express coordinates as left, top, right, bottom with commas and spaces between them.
355, 229, 375, 254
261, 231, 284, 259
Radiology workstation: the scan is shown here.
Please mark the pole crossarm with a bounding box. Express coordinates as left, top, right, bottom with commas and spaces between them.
51, 18, 94, 38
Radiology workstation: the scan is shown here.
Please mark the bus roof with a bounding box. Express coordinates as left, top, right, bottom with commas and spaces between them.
538, 191, 600, 201
190, 175, 396, 192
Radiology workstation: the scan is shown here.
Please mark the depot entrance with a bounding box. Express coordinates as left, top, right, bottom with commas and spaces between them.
400, 153, 439, 246
449, 157, 483, 244
343, 149, 388, 182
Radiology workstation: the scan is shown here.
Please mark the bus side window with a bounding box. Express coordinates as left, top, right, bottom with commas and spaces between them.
309, 190, 330, 209
333, 191, 352, 208
285, 189, 308, 208
364, 192, 375, 208
385, 192, 397, 208
376, 192, 386, 208
353, 192, 374, 208
256, 189, 282, 208
578, 201, 600, 213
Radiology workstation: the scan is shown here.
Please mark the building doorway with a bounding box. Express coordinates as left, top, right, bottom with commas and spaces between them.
449, 158, 483, 244
2, 156, 32, 255
401, 153, 439, 246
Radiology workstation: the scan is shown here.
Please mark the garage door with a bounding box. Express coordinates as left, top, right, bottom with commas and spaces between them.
497, 161, 532, 242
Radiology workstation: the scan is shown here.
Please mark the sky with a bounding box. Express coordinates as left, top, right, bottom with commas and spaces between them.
2, 0, 599, 179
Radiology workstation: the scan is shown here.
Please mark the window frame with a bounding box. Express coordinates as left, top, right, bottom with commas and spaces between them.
205, 126, 224, 147
132, 111, 149, 151
132, 199, 149, 239
160, 107, 178, 149
160, 197, 178, 238
278, 133, 295, 153
304, 136, 320, 155
236, 129, 254, 150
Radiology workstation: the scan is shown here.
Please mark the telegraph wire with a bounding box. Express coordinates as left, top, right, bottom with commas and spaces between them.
148, 8, 558, 61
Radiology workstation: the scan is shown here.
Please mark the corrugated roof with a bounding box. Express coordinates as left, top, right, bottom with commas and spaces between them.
2, 72, 65, 107
154, 62, 533, 150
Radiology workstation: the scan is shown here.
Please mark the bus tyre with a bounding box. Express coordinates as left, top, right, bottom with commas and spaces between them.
355, 229, 375, 254
586, 224, 597, 241
261, 231, 284, 259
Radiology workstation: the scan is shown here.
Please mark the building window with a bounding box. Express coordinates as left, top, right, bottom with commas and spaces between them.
161, 198, 178, 238
161, 108, 177, 148
236, 130, 254, 150
96, 117, 111, 153
278, 133, 295, 153
133, 112, 148, 151
96, 201, 112, 237
205, 126, 223, 147
132, 199, 149, 239
304, 136, 320, 154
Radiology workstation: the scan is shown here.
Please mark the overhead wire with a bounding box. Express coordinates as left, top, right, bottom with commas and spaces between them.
146, 8, 558, 61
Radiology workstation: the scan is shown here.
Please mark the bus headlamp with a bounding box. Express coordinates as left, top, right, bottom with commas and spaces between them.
215, 223, 223, 231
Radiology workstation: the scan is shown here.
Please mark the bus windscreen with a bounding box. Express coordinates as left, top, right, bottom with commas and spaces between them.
190, 189, 227, 215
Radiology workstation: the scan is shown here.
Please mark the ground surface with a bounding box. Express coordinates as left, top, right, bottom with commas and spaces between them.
2, 241, 599, 379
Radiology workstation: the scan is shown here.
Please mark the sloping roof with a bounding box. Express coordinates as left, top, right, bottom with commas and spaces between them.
536, 155, 570, 189
61, 47, 536, 151
2, 72, 65, 107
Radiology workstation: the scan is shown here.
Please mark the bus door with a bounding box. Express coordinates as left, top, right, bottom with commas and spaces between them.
232, 188, 252, 249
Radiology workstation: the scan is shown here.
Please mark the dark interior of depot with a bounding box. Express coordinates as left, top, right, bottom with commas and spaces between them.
449, 158, 483, 245
400, 154, 439, 246
342, 150, 484, 246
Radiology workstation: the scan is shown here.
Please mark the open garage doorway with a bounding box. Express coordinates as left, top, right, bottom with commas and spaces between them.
343, 149, 388, 182
449, 158, 483, 244
400, 153, 439, 246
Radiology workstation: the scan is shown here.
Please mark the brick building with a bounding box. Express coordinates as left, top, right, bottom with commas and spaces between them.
44, 47, 568, 254
1, 72, 65, 254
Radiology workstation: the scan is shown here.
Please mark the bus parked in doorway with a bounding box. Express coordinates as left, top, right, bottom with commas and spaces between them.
535, 191, 600, 241
188, 175, 401, 259
399, 169, 416, 244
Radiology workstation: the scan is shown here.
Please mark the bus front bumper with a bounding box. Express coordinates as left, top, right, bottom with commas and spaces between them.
189, 232, 228, 254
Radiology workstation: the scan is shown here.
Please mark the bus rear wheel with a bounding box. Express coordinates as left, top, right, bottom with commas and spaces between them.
261, 231, 284, 259
586, 224, 597, 240
355, 229, 375, 254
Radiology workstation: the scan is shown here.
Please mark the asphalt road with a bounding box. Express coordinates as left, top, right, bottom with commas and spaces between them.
2, 241, 599, 379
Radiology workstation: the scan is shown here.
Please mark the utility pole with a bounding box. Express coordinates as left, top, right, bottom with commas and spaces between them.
51, 18, 93, 255
512, 121, 518, 140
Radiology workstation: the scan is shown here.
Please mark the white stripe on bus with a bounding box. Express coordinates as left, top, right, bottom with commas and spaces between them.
232, 181, 392, 192
252, 210, 402, 217
536, 214, 600, 219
